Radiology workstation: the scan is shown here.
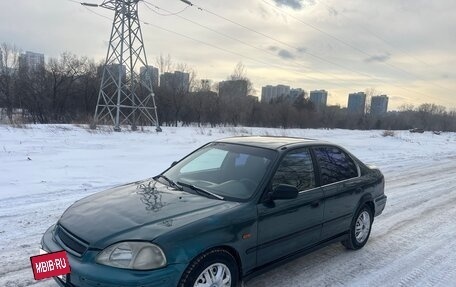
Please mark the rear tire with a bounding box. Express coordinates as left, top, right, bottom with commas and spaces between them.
178, 248, 240, 287
342, 205, 373, 250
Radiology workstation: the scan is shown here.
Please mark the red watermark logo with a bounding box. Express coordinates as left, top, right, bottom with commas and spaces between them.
30, 250, 71, 280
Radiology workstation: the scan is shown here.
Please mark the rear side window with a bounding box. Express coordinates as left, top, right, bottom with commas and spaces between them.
314, 147, 358, 185
272, 148, 315, 191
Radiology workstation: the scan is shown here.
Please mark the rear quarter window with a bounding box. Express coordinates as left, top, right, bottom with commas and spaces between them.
314, 146, 358, 185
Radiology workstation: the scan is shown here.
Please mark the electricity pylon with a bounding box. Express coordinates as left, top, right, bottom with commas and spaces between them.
93, 0, 161, 132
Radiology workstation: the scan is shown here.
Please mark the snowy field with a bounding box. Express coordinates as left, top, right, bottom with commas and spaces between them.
1, 124, 456, 287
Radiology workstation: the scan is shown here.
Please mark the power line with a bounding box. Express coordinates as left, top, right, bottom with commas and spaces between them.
143, 1, 270, 55
72, 0, 356, 90
317, 0, 456, 96
261, 0, 455, 94
170, 0, 376, 77
69, 0, 440, 104
141, 1, 312, 69
316, 0, 435, 69
75, 2, 363, 96
176, 0, 445, 102
83, 5, 285, 72
140, 20, 332, 86
143, 3, 189, 16
140, 1, 395, 90
139, 2, 450, 105
178, 1, 395, 77
82, 4, 111, 20
86, 1, 430, 104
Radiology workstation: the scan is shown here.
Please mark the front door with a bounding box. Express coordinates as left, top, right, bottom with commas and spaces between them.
257, 148, 324, 265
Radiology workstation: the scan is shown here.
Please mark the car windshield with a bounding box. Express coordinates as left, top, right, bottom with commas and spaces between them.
162, 142, 277, 201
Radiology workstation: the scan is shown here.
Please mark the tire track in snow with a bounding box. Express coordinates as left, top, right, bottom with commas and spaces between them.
348, 192, 456, 287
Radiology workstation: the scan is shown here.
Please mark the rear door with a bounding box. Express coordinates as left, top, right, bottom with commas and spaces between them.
312, 146, 361, 238
257, 148, 324, 265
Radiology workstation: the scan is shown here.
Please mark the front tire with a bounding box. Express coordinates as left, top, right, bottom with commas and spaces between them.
178, 248, 240, 287
342, 205, 373, 250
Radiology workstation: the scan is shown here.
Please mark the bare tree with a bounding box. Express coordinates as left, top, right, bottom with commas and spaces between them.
229, 61, 255, 95
2, 43, 456, 131
176, 62, 197, 92
155, 53, 173, 74
365, 87, 380, 114
47, 52, 88, 122
230, 61, 246, 80
0, 43, 20, 123
17, 65, 48, 123
398, 104, 414, 112
155, 58, 198, 126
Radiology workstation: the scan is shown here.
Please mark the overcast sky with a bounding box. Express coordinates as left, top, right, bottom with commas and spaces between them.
1, 0, 455, 109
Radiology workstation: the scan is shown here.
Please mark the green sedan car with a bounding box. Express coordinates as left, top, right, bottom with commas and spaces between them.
41, 136, 387, 287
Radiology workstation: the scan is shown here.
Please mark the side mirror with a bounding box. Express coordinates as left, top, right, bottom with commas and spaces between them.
171, 161, 178, 167
270, 184, 298, 200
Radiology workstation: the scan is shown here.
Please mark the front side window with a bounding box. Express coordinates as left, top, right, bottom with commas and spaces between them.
314, 146, 358, 185
272, 148, 316, 191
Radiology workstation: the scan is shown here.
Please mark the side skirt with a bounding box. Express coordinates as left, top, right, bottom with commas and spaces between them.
242, 232, 349, 282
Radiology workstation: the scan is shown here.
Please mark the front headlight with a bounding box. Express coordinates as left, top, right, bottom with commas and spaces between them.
96, 242, 166, 270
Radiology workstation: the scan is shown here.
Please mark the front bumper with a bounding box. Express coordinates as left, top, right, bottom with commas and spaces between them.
41, 225, 186, 287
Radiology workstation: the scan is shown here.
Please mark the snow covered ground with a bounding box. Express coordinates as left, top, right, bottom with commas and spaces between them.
1, 124, 456, 287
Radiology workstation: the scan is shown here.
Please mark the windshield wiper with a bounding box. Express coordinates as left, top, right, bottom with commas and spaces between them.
153, 175, 182, 190
177, 181, 224, 200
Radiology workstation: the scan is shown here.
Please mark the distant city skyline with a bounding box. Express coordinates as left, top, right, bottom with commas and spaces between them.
1, 0, 455, 110
7, 49, 410, 113
18, 51, 45, 73
371, 95, 389, 115
219, 79, 248, 98
261, 84, 291, 103
348, 92, 367, 115
140, 65, 159, 88
160, 70, 190, 93
309, 90, 328, 111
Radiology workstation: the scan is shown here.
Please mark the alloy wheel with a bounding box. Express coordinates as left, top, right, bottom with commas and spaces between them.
355, 210, 371, 243
193, 263, 232, 287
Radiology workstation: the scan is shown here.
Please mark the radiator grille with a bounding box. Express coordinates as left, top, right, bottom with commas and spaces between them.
55, 225, 88, 257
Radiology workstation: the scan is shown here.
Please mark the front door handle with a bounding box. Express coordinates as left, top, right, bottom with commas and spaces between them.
310, 201, 320, 208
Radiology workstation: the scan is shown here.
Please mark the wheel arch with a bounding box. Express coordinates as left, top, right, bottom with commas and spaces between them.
178, 245, 243, 287
204, 245, 243, 277
356, 193, 375, 216
342, 194, 375, 250
184, 245, 244, 277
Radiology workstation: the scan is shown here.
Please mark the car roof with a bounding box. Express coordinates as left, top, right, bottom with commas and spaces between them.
214, 136, 330, 150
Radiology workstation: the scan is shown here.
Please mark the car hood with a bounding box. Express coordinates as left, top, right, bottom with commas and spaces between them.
58, 180, 238, 249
